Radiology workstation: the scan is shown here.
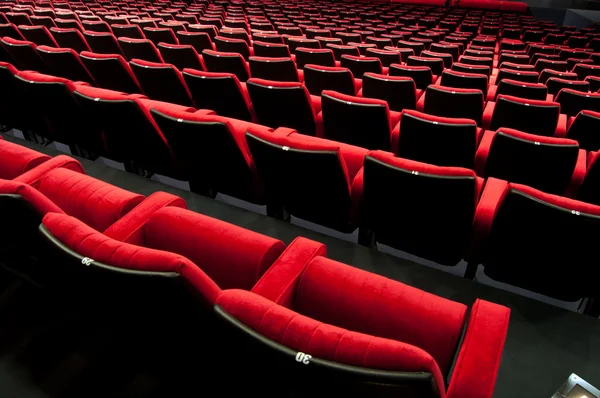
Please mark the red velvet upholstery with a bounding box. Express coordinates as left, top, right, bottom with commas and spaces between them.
37, 167, 145, 232
0, 138, 50, 180
41, 212, 222, 304
14, 155, 84, 187
143, 206, 286, 290
0, 179, 63, 215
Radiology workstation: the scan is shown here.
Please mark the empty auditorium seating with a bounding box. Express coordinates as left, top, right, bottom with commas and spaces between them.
1, 37, 48, 73
294, 47, 336, 69
359, 73, 420, 112
394, 110, 481, 169
546, 77, 590, 96
361, 151, 483, 265
555, 89, 600, 118
246, 128, 366, 232
438, 69, 488, 97
469, 178, 600, 302
119, 37, 164, 63
318, 90, 400, 150
483, 95, 566, 137
83, 30, 123, 55
50, 27, 90, 52
418, 85, 485, 125
248, 56, 302, 82
566, 110, 600, 151
247, 78, 321, 136
202, 49, 249, 81
488, 79, 551, 101
340, 54, 383, 77
157, 42, 206, 71
475, 128, 584, 195
18, 24, 58, 47
183, 69, 255, 122
79, 51, 142, 93
36, 46, 95, 84
130, 59, 194, 107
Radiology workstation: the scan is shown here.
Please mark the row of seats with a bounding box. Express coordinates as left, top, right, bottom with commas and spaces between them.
0, 134, 511, 397
2, 60, 600, 308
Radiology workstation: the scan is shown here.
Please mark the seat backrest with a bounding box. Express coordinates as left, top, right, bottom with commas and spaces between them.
365, 48, 402, 67
143, 26, 178, 45
18, 24, 58, 47
483, 182, 600, 300
423, 86, 485, 125
157, 43, 205, 71
458, 55, 494, 70
495, 68, 539, 85
246, 129, 362, 231
406, 55, 444, 75
490, 95, 560, 136
149, 107, 260, 202
83, 31, 123, 55
248, 56, 299, 82
439, 69, 488, 97
119, 37, 164, 62
539, 69, 578, 84
252, 41, 291, 58
80, 51, 142, 94
481, 128, 579, 194
112, 23, 144, 39
398, 110, 478, 169
495, 79, 548, 101
0, 23, 25, 40
451, 61, 491, 77
36, 46, 94, 84
246, 78, 318, 136
363, 151, 479, 266
534, 58, 568, 73
49, 27, 90, 52
287, 37, 320, 53
498, 52, 530, 66
214, 36, 251, 60
572, 63, 600, 81
303, 64, 357, 96
388, 64, 433, 90
321, 90, 393, 150
183, 69, 253, 122
556, 89, 600, 117
578, 151, 600, 205
295, 48, 335, 69
498, 61, 536, 72
325, 43, 360, 60
202, 49, 249, 81
130, 59, 194, 107
0, 137, 50, 180
546, 78, 589, 96
340, 54, 382, 77
361, 73, 417, 112
176, 31, 214, 53
73, 86, 179, 174
1, 37, 47, 73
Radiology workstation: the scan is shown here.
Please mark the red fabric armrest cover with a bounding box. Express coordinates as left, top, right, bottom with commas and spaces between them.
251, 237, 327, 307
41, 212, 221, 304
13, 155, 84, 187
555, 113, 568, 138
564, 148, 587, 198
416, 91, 426, 111
474, 130, 496, 176
447, 299, 510, 398
0, 179, 64, 216
467, 177, 509, 263
103, 191, 187, 244
143, 206, 287, 291
482, 101, 496, 130
486, 85, 498, 102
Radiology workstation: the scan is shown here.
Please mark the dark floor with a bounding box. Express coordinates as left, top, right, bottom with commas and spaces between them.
1, 134, 599, 398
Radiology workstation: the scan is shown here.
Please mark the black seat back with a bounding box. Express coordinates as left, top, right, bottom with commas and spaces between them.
295, 48, 336, 69
423, 86, 484, 124
490, 96, 560, 136
304, 64, 356, 95
495, 79, 548, 101
361, 73, 417, 112
202, 50, 249, 81
130, 61, 194, 107
439, 69, 488, 96
248, 57, 299, 82
388, 64, 433, 90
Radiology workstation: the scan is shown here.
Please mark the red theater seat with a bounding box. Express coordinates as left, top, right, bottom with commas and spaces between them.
318, 90, 400, 151
202, 49, 250, 81
246, 128, 367, 232
395, 110, 482, 169
80, 52, 142, 94
0, 137, 52, 180
482, 95, 566, 137
130, 59, 194, 107
119, 37, 164, 63
475, 128, 585, 195
216, 256, 509, 397
359, 73, 421, 112
361, 151, 484, 265
555, 89, 600, 118
469, 177, 600, 302
247, 78, 321, 136
417, 85, 486, 125
248, 56, 303, 82
35, 46, 95, 84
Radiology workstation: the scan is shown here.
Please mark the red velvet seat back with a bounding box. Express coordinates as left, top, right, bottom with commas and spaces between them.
293, 257, 467, 375
143, 207, 286, 290
37, 168, 145, 232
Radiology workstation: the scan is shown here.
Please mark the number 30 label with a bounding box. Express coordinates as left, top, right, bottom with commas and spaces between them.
295, 352, 312, 365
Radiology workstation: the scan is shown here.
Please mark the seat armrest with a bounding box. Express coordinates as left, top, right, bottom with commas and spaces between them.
564, 148, 587, 198
481, 101, 495, 130
251, 237, 326, 308
467, 177, 509, 264
416, 91, 426, 111
13, 155, 84, 187
474, 130, 495, 176
315, 111, 325, 138
555, 113, 568, 138
447, 300, 510, 398
486, 84, 497, 102
350, 167, 364, 225
567, 115, 576, 131
103, 192, 187, 244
